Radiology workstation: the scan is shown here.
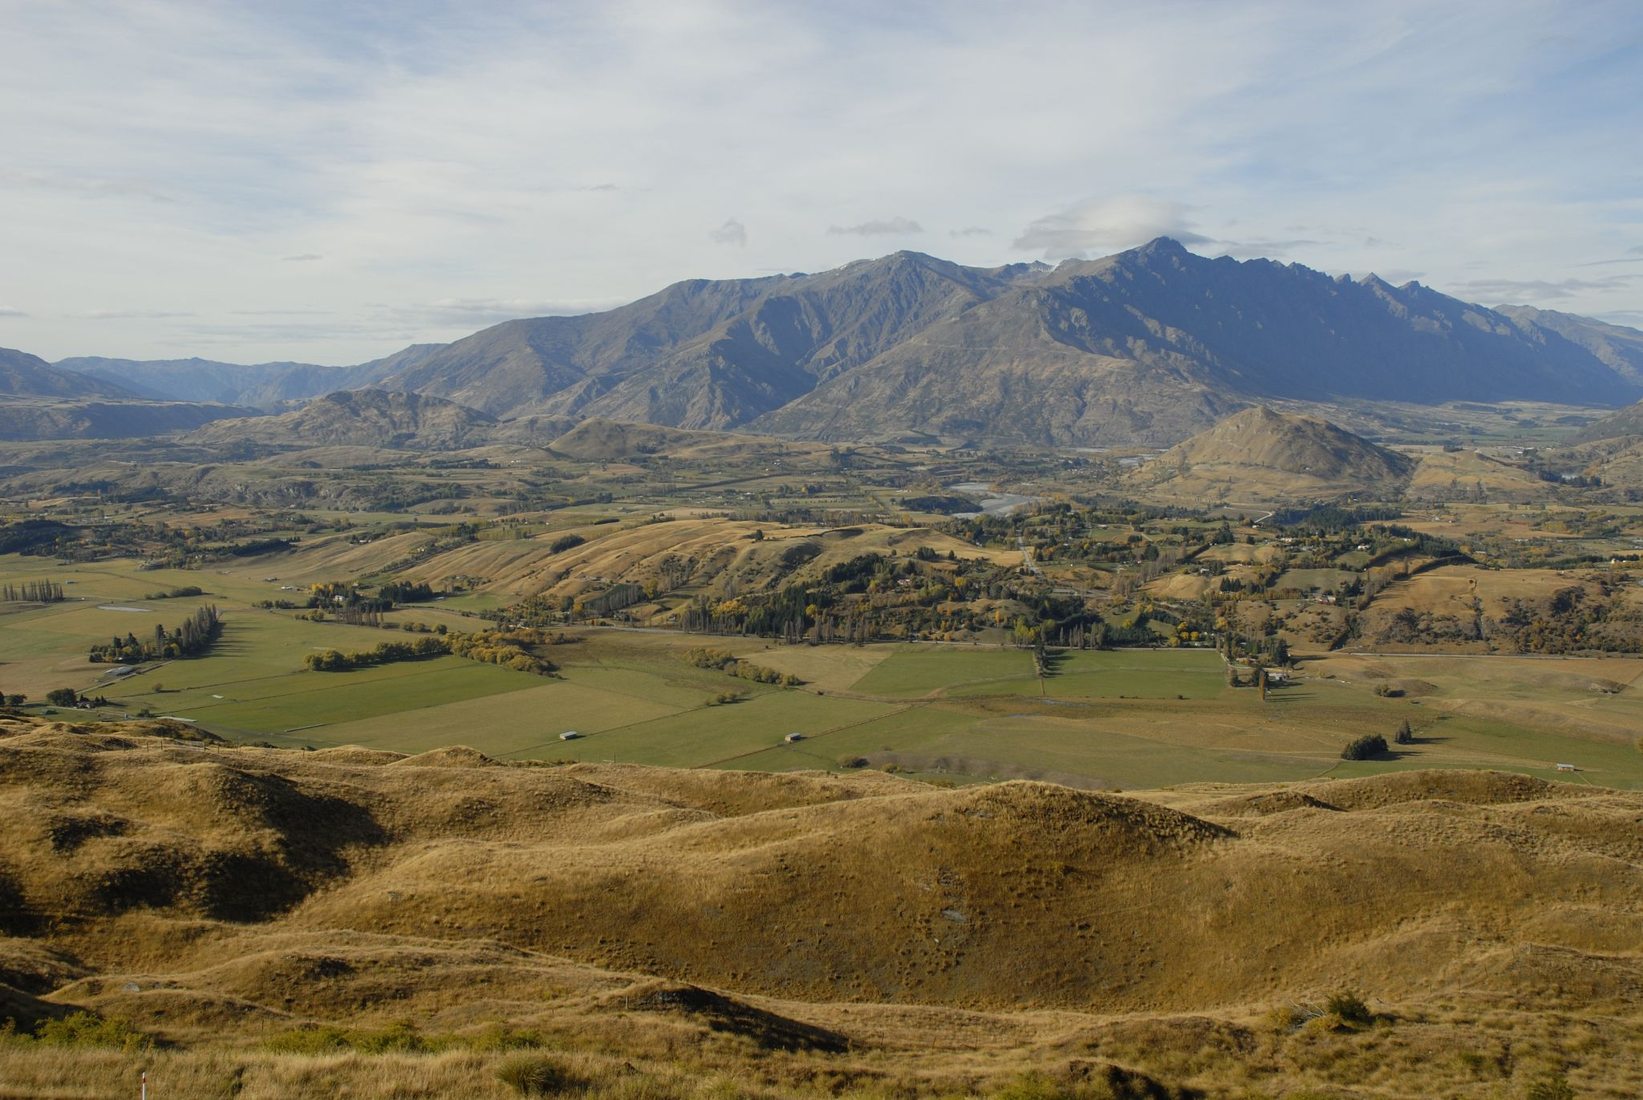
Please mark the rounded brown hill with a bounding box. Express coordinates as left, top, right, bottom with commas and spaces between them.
186, 389, 497, 450
1126, 405, 1415, 501
546, 417, 734, 461
1573, 396, 1643, 443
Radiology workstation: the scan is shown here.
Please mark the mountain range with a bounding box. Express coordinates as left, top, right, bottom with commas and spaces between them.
10, 239, 1643, 447
0, 347, 254, 441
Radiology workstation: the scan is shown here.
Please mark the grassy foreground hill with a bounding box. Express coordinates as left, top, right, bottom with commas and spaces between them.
1, 716, 1639, 1098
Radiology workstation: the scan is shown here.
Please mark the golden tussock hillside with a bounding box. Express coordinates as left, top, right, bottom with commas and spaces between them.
1, 716, 1640, 1098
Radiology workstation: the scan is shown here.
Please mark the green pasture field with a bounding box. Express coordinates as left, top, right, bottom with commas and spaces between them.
315, 678, 683, 756
848, 646, 1036, 698
1275, 568, 1354, 592
848, 646, 1226, 701
538, 691, 899, 768
6, 551, 1642, 790
952, 649, 1227, 700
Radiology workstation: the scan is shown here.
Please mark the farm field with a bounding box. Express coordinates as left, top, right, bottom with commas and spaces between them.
5, 552, 1643, 790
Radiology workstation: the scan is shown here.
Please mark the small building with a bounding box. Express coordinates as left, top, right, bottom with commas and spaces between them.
559, 730, 581, 741
784, 732, 805, 743
1556, 762, 1577, 773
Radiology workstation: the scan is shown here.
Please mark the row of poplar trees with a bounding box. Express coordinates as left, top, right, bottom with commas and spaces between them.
90, 605, 222, 663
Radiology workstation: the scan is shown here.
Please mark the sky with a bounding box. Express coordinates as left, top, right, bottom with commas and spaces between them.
2, 0, 1641, 365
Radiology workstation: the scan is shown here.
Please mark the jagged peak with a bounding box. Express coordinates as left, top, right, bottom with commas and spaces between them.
1136, 235, 1191, 255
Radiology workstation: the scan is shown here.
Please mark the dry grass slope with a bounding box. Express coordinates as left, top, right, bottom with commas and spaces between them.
1, 716, 1640, 1097
1125, 406, 1415, 503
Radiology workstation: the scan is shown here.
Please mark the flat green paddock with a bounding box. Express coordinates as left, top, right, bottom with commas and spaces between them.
8, 552, 1641, 791
848, 645, 1227, 701
297, 678, 682, 755
847, 646, 1035, 698
950, 650, 1227, 700
560, 661, 774, 710
539, 691, 899, 768
148, 660, 539, 740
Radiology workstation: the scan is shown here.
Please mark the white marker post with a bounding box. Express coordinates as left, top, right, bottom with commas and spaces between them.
140, 1071, 147, 1100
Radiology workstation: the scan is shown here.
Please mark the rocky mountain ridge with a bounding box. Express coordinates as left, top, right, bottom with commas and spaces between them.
33, 240, 1643, 447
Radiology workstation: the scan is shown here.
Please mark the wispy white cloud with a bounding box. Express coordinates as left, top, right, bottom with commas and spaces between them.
1, 0, 1640, 362
709, 219, 747, 247
281, 253, 324, 263
1214, 238, 1325, 259
74, 310, 198, 321
373, 297, 629, 327
0, 306, 27, 319
1013, 196, 1210, 260
827, 217, 924, 237
0, 169, 177, 204
1450, 274, 1643, 302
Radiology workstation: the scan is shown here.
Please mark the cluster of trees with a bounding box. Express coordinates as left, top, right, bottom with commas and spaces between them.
0, 519, 78, 556
145, 585, 203, 600
1364, 576, 1641, 655
378, 580, 437, 603
684, 647, 801, 686
89, 605, 222, 664
1266, 505, 1402, 531
1220, 628, 1289, 666
306, 636, 449, 671
1341, 733, 1390, 760
305, 581, 382, 611
446, 628, 559, 675
303, 627, 561, 676
1498, 582, 1642, 654
663, 547, 1179, 649
303, 580, 451, 623
1341, 722, 1413, 760
44, 688, 109, 708
1, 579, 64, 602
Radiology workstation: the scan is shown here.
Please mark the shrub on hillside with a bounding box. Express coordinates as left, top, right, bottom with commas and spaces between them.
779, 541, 822, 569
30, 1011, 150, 1052
1324, 989, 1375, 1028
1526, 1075, 1577, 1100
263, 1025, 351, 1054
496, 1054, 588, 1096
1341, 734, 1389, 761
988, 1067, 1200, 1099
1395, 719, 1414, 744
